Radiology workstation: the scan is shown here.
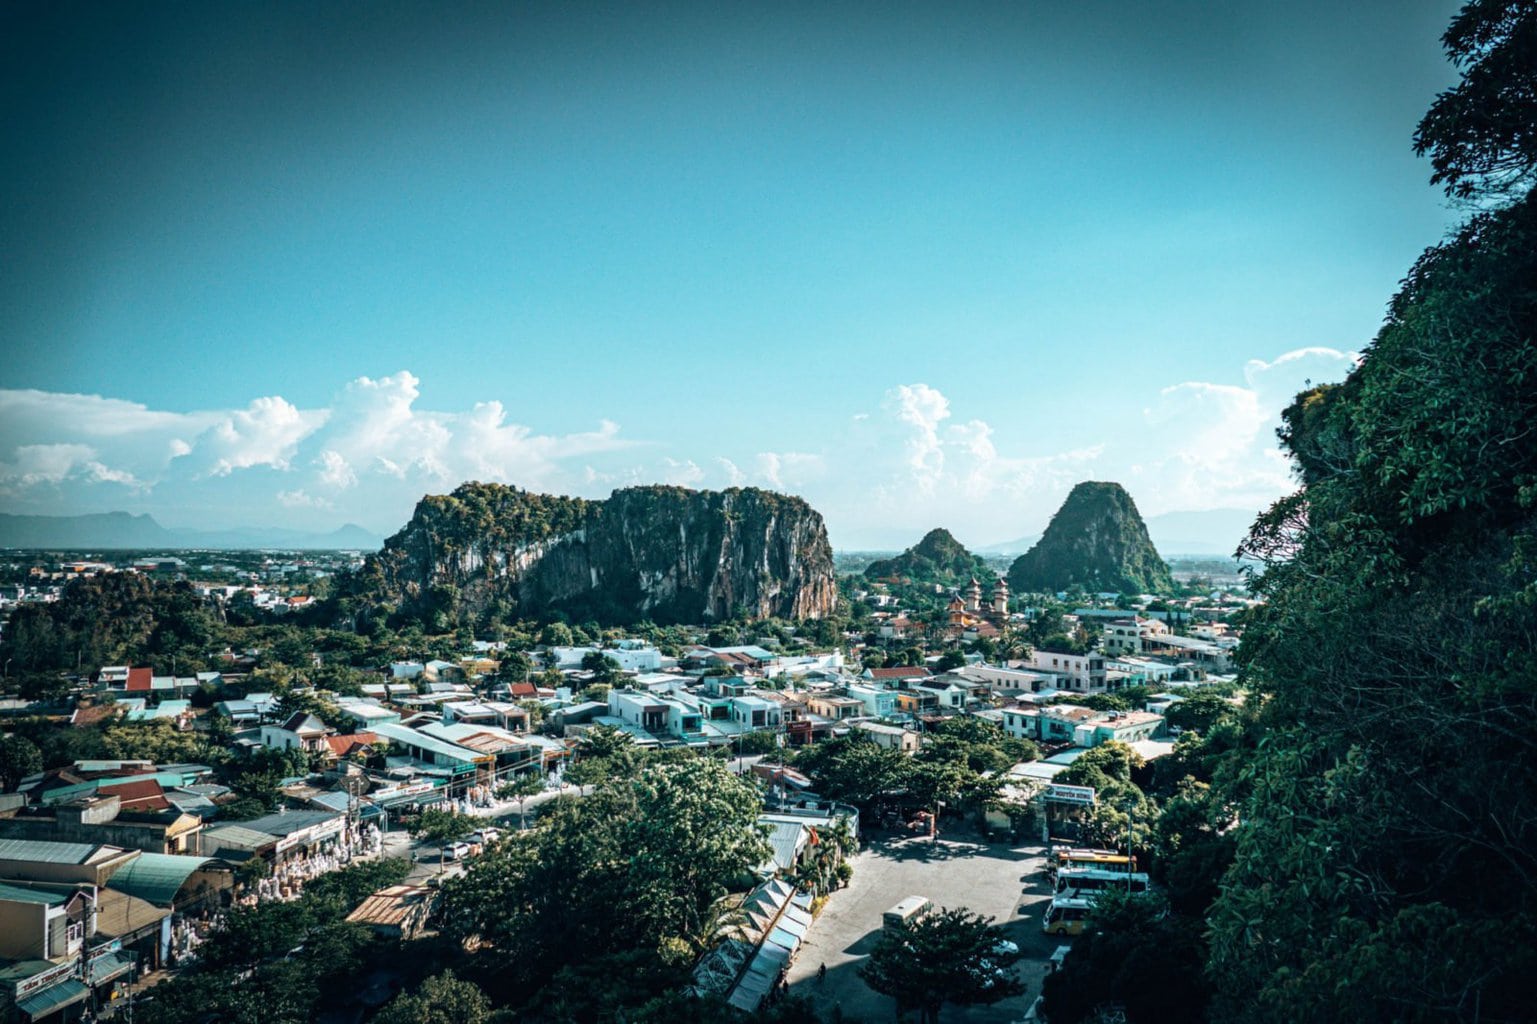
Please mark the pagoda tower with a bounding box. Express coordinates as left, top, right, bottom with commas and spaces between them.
965, 576, 983, 613
947, 593, 966, 628
990, 576, 1010, 617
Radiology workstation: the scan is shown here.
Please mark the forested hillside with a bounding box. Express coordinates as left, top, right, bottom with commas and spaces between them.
1046, 3, 1537, 1021
863, 528, 991, 584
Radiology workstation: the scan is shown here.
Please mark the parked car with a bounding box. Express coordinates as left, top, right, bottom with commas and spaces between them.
443, 841, 472, 861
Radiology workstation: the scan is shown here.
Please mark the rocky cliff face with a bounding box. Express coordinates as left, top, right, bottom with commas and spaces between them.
1007, 482, 1174, 595
347, 482, 838, 626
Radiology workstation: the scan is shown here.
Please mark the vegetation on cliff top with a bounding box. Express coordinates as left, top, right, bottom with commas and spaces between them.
337, 480, 837, 629
1007, 481, 1173, 595
863, 528, 991, 585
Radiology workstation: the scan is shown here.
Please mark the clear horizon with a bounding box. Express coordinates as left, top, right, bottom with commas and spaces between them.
1, 1, 1464, 548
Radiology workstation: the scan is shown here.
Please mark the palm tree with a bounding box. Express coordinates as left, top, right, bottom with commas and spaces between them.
684, 894, 749, 956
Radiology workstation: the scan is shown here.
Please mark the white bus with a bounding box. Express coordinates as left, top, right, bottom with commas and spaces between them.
884, 895, 933, 929
1055, 868, 1151, 896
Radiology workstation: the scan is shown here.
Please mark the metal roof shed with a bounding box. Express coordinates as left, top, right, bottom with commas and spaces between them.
105, 853, 216, 907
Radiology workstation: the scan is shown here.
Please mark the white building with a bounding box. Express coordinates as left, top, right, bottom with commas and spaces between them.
1024, 651, 1109, 693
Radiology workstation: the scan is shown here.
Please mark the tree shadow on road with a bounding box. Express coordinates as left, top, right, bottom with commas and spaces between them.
864, 833, 1033, 864
843, 926, 884, 956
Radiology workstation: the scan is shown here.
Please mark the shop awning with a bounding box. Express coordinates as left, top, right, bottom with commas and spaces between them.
16, 979, 89, 1019
85, 951, 135, 986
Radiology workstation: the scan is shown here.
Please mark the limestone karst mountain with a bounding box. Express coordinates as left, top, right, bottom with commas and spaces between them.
342, 482, 838, 626
1006, 481, 1174, 595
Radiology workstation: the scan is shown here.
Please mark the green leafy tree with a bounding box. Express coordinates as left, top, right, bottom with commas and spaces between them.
374, 971, 492, 1024
1414, 0, 1537, 200
935, 649, 966, 671
408, 807, 478, 848
496, 651, 532, 684
440, 758, 768, 1002
859, 906, 1024, 1024
495, 772, 545, 828
1042, 892, 1208, 1024
580, 650, 622, 684
0, 735, 43, 792
1162, 691, 1237, 735
538, 622, 574, 647
565, 723, 644, 785
792, 734, 913, 810
101, 720, 214, 765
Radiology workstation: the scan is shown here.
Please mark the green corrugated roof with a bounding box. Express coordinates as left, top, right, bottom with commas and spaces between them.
105, 853, 215, 907
0, 881, 67, 905
0, 839, 99, 864
16, 978, 88, 1017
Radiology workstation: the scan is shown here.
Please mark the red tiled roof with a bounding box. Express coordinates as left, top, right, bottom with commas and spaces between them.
98, 778, 171, 812
869, 666, 931, 680
508, 682, 537, 698
125, 667, 152, 692
324, 732, 379, 758
70, 704, 122, 728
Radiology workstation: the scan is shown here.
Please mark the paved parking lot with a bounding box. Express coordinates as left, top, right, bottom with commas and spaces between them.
786, 829, 1063, 1022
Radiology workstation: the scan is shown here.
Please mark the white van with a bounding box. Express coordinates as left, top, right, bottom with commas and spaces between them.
884, 895, 934, 928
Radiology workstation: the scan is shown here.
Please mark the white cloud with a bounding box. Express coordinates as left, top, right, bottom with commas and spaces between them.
754, 452, 826, 490
0, 349, 1359, 544
191, 396, 322, 477
276, 489, 331, 509
715, 458, 746, 486
0, 371, 638, 529
1136, 346, 1358, 514
882, 383, 951, 492
315, 450, 357, 489
0, 443, 141, 492
659, 458, 706, 486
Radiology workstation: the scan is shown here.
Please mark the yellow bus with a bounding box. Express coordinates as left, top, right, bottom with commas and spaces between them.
1050, 848, 1137, 874
1042, 895, 1096, 936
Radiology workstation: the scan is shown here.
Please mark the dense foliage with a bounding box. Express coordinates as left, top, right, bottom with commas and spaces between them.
1414, 0, 1537, 200
439, 757, 769, 1020
2, 573, 219, 675
136, 859, 410, 1024
792, 718, 1038, 826
1048, 5, 1537, 1020
1203, 194, 1537, 1022
859, 906, 1024, 1023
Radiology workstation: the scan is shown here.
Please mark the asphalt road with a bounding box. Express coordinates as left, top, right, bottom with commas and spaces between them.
786, 828, 1061, 1023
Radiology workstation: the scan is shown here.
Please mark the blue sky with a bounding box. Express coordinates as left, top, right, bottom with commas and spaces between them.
1, 1, 1465, 548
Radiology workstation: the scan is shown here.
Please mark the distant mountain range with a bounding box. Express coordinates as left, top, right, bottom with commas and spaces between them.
0, 512, 383, 551
1143, 508, 1260, 557
975, 534, 1042, 555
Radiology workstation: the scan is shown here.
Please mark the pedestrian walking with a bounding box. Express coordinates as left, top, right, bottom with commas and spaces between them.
818, 962, 827, 982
